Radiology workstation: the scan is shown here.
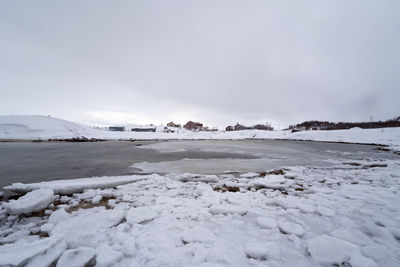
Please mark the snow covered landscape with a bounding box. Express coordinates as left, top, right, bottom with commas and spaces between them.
1, 115, 400, 151
0, 115, 400, 266
2, 1, 400, 266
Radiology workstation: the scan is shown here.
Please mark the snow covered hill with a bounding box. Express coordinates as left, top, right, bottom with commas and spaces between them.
0, 115, 96, 140
1, 115, 400, 150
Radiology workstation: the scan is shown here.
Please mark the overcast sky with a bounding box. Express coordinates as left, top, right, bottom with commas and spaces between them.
1, 1, 399, 128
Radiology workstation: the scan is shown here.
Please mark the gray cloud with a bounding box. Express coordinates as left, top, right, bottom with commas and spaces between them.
1, 0, 399, 128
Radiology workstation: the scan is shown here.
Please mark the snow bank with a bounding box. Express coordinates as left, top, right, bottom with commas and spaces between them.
5, 175, 152, 194
1, 115, 400, 150
5, 188, 54, 215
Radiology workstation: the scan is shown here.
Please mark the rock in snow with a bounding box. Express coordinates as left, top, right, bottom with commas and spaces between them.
5, 188, 54, 215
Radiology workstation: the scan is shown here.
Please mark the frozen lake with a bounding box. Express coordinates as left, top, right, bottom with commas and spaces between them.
0, 139, 396, 190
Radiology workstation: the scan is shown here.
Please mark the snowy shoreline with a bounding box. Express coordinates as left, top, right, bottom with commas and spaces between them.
1, 115, 400, 152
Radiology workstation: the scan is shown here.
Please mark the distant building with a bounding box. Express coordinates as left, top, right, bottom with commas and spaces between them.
184, 121, 203, 131
131, 127, 156, 132
109, 126, 125, 131
234, 123, 247, 131
167, 121, 180, 128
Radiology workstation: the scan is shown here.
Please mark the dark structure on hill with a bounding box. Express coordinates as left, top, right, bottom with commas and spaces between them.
184, 121, 203, 131
288, 116, 400, 131
131, 127, 156, 132
109, 126, 125, 131
226, 123, 273, 131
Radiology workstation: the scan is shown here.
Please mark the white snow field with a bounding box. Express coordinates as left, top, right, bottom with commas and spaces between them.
1, 157, 400, 266
1, 115, 400, 151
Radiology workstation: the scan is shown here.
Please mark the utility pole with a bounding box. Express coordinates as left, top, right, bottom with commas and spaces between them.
370, 116, 372, 129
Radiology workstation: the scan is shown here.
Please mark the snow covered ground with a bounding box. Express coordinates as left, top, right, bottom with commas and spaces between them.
1, 156, 400, 266
1, 115, 400, 151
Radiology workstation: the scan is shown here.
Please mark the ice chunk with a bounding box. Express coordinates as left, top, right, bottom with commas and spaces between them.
0, 237, 62, 266
95, 244, 123, 267
245, 241, 279, 260
316, 206, 335, 217
49, 208, 71, 225
0, 229, 30, 243
5, 175, 151, 194
307, 235, 378, 267
245, 242, 268, 260
26, 240, 67, 267
332, 228, 372, 246
279, 221, 305, 237
56, 247, 95, 267
240, 172, 260, 178
182, 226, 215, 243
91, 195, 102, 204
121, 236, 136, 256
5, 188, 54, 215
256, 217, 277, 229
209, 204, 247, 215
296, 203, 315, 213
251, 175, 292, 190
126, 206, 159, 224
51, 208, 125, 248
40, 223, 54, 233
178, 173, 219, 183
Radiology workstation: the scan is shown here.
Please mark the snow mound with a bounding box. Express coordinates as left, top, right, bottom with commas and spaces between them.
5, 188, 54, 215
0, 115, 93, 140
5, 175, 152, 194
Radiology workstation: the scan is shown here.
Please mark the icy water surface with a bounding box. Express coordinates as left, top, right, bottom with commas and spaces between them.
0, 139, 397, 189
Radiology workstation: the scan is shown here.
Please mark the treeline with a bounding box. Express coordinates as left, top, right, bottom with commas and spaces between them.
288, 116, 400, 131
